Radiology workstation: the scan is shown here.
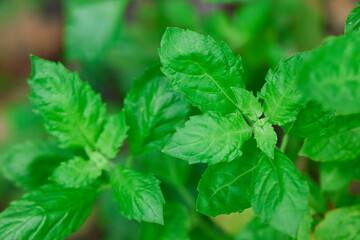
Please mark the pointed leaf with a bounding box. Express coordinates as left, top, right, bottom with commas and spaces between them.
163, 112, 252, 165
0, 141, 73, 189
261, 53, 308, 126
197, 139, 260, 216
313, 205, 360, 240
301, 113, 360, 162
0, 185, 96, 240
50, 156, 102, 188
96, 111, 128, 158
282, 101, 334, 138
254, 120, 277, 158
299, 34, 360, 114
345, 2, 360, 34
251, 150, 309, 237
232, 87, 263, 122
110, 165, 165, 224
28, 56, 106, 149
124, 65, 189, 156
159, 27, 245, 114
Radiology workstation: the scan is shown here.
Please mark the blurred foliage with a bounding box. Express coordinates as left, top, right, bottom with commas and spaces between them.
0, 0, 352, 239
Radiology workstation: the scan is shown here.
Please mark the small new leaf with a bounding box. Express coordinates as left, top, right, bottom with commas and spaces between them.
159, 27, 245, 114
50, 156, 102, 188
0, 185, 96, 240
254, 119, 277, 158
124, 65, 189, 156
261, 53, 308, 126
251, 150, 309, 237
301, 113, 360, 162
110, 164, 165, 224
232, 87, 263, 122
197, 139, 260, 216
163, 112, 252, 165
96, 111, 128, 158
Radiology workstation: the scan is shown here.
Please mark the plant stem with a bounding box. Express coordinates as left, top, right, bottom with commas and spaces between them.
178, 185, 196, 210
125, 155, 134, 168
193, 214, 230, 240
280, 133, 289, 152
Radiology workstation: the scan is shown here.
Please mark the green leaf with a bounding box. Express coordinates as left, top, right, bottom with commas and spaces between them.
140, 202, 190, 240
64, 0, 129, 62
254, 120, 277, 158
345, 2, 360, 34
313, 205, 360, 240
110, 164, 165, 224
96, 111, 128, 158
232, 87, 263, 122
49, 156, 102, 188
320, 159, 360, 192
28, 56, 106, 149
282, 101, 334, 138
0, 185, 96, 240
28, 56, 127, 158
251, 150, 309, 237
260, 53, 308, 126
197, 139, 260, 216
163, 112, 252, 165
297, 209, 312, 240
0, 141, 73, 189
299, 34, 360, 114
124, 65, 189, 156
159, 27, 245, 114
301, 113, 360, 162
235, 216, 289, 240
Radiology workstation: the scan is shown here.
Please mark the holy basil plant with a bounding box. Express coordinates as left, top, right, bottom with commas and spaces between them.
0, 3, 359, 240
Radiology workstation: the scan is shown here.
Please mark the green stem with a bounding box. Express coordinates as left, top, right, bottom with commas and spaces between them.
125, 155, 134, 168
178, 185, 196, 210
280, 133, 289, 152
193, 214, 230, 240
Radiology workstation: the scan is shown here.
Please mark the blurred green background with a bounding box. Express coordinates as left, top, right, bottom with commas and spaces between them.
0, 0, 358, 239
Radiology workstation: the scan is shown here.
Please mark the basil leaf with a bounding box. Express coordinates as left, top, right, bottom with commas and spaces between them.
345, 2, 360, 34
64, 0, 129, 62
299, 34, 360, 114
124, 65, 189, 156
110, 164, 165, 224
0, 141, 73, 189
260, 53, 308, 126
163, 112, 252, 165
197, 139, 260, 216
232, 87, 263, 122
159, 27, 245, 114
282, 101, 334, 138
301, 113, 360, 162
49, 156, 102, 188
0, 185, 96, 240
254, 120, 277, 159
313, 205, 360, 240
251, 150, 309, 237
